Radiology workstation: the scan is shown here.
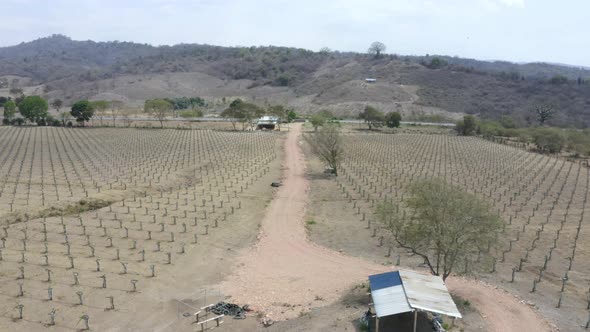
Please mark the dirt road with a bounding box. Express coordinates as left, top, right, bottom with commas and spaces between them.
221, 123, 554, 331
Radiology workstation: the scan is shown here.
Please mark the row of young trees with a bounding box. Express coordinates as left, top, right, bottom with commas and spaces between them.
219, 99, 296, 131
1, 95, 126, 127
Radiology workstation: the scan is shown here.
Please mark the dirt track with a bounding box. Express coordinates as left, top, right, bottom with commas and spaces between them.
221, 123, 554, 331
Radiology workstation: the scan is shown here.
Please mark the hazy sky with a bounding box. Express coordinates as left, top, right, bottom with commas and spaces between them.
1, 0, 588, 66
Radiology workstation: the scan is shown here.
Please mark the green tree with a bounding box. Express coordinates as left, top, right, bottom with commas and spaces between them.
70, 100, 95, 127
456, 115, 477, 136
144, 99, 173, 128
427, 57, 447, 69
532, 128, 565, 154
377, 179, 502, 281
308, 124, 344, 176
220, 99, 263, 131
18, 96, 48, 124
287, 110, 297, 123
3, 100, 17, 121
91, 100, 110, 126
359, 106, 384, 130
385, 112, 402, 128
310, 113, 326, 132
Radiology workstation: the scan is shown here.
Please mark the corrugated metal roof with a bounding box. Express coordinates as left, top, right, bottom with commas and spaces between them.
399, 270, 462, 318
369, 272, 412, 317
368, 270, 462, 319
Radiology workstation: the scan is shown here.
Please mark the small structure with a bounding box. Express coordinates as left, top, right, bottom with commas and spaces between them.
256, 116, 279, 130
365, 78, 377, 83
368, 270, 461, 332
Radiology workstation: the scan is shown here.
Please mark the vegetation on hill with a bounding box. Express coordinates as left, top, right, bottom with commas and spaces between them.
2, 35, 590, 127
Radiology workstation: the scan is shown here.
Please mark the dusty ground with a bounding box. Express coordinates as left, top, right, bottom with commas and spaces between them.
220, 124, 554, 332
220, 123, 389, 320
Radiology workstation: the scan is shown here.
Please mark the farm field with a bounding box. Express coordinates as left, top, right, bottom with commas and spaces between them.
0, 126, 283, 331
305, 130, 589, 332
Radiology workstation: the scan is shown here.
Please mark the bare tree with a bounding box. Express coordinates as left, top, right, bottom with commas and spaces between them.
109, 101, 124, 127
307, 124, 344, 176
534, 104, 555, 125
368, 41, 386, 58
377, 179, 501, 280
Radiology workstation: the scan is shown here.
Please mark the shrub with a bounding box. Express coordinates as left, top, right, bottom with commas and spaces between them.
14, 118, 25, 126
178, 109, 203, 118
532, 128, 565, 153
2, 118, 9, 125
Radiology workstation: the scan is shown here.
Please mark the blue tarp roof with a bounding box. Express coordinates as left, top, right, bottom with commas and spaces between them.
368, 271, 403, 291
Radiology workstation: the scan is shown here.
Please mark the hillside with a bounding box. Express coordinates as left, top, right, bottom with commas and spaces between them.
2, 35, 590, 127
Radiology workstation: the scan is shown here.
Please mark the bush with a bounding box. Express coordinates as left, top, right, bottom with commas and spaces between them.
36, 118, 47, 126
66, 121, 73, 127
532, 128, 565, 153
178, 109, 203, 118
13, 118, 25, 126
2, 118, 9, 125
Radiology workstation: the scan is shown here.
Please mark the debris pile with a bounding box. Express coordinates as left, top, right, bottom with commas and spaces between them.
207, 302, 248, 319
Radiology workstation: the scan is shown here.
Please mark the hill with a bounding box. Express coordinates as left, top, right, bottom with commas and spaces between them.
2, 35, 590, 127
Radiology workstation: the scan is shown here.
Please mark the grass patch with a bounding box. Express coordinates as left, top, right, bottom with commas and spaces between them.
451, 294, 473, 313
39, 199, 114, 218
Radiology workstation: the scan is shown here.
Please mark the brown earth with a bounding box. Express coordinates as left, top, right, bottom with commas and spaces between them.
220, 123, 554, 332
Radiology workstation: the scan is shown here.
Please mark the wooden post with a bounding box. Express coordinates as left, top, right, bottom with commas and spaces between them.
413, 310, 418, 332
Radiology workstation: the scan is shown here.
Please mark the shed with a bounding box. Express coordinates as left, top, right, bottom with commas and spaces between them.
368, 270, 461, 332
256, 116, 279, 130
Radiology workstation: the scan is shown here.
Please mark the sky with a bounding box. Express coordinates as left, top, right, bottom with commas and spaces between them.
0, 0, 589, 67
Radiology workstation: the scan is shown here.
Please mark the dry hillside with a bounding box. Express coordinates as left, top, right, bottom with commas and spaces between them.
2, 35, 590, 126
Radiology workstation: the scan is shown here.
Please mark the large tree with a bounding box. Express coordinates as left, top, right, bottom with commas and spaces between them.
308, 124, 344, 176
310, 113, 327, 132
220, 99, 263, 131
385, 112, 402, 128
456, 115, 477, 136
377, 179, 502, 281
51, 99, 63, 112
18, 96, 48, 123
91, 100, 110, 126
144, 99, 173, 128
70, 100, 95, 126
368, 41, 386, 58
359, 105, 384, 130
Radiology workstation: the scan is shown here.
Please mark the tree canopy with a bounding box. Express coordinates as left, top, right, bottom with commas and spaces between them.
368, 41, 386, 58
18, 96, 48, 123
3, 100, 17, 121
144, 99, 173, 127
385, 112, 402, 128
220, 99, 263, 131
359, 105, 384, 130
456, 115, 477, 136
377, 179, 502, 280
51, 99, 63, 112
310, 113, 327, 132
70, 100, 95, 126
